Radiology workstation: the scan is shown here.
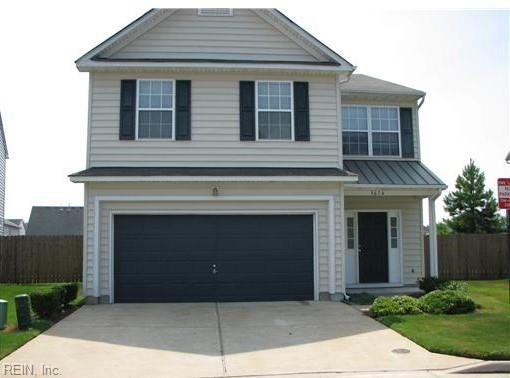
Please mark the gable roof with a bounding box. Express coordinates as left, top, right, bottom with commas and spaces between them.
26, 206, 83, 236
0, 113, 9, 159
341, 74, 425, 98
76, 8, 355, 73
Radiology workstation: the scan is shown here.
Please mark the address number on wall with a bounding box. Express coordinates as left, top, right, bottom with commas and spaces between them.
370, 189, 385, 196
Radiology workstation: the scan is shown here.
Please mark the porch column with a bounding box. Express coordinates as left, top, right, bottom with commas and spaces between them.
428, 194, 440, 277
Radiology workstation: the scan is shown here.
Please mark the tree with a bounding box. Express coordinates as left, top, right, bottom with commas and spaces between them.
444, 159, 505, 233
436, 220, 453, 236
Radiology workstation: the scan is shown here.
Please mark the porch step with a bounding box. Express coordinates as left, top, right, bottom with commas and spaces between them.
347, 286, 424, 297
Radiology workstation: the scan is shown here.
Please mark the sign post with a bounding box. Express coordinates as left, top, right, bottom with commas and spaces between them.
497, 178, 510, 233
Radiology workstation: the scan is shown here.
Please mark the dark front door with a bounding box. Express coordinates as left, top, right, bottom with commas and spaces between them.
114, 214, 314, 303
357, 212, 388, 283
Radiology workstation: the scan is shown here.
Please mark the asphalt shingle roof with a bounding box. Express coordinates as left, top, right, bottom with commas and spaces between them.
26, 207, 83, 236
341, 74, 425, 97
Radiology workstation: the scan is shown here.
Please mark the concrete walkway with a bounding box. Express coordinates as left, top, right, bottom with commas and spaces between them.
1, 302, 480, 377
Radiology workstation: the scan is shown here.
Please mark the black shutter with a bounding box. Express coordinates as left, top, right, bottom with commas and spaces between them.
400, 107, 414, 158
239, 81, 256, 141
293, 82, 310, 141
175, 80, 192, 140
119, 80, 136, 140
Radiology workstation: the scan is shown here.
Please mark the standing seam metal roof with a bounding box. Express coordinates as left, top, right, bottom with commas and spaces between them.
343, 160, 445, 187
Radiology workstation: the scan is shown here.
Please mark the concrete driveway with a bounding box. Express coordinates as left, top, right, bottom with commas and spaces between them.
1, 302, 479, 378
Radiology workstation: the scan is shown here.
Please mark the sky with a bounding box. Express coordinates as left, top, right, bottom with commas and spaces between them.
0, 1, 508, 224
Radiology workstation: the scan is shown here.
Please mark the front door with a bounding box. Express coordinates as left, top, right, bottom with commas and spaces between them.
357, 212, 388, 283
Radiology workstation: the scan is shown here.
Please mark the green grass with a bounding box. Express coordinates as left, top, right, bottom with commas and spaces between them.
0, 283, 83, 360
378, 280, 510, 360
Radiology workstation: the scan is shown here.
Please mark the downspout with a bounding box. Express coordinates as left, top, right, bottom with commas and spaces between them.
337, 70, 355, 301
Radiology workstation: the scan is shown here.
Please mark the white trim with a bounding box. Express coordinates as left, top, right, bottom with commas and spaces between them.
344, 209, 403, 288
108, 209, 321, 304
71, 175, 359, 183
135, 79, 176, 141
255, 80, 294, 142
91, 195, 336, 302
342, 104, 402, 158
328, 198, 336, 294
77, 61, 351, 73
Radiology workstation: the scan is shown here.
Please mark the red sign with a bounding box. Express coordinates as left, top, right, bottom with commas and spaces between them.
498, 178, 510, 209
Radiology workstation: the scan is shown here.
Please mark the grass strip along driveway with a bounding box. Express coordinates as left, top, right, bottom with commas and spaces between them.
0, 284, 83, 359
378, 280, 510, 360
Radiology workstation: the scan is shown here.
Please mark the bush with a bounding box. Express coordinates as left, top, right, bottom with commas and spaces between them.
30, 290, 61, 319
60, 283, 79, 306
418, 276, 448, 293
370, 296, 423, 317
438, 280, 468, 293
419, 290, 475, 314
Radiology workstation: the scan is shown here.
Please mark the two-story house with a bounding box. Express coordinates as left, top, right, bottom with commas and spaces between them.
71, 8, 445, 304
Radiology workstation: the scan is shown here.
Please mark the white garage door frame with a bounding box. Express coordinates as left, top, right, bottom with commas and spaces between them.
109, 209, 320, 303
90, 195, 338, 303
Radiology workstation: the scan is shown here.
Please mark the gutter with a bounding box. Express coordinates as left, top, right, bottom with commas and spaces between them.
418, 94, 426, 109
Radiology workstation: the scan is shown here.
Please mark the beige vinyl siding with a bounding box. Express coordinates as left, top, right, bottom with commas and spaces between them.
345, 196, 423, 285
88, 72, 340, 167
106, 9, 323, 62
341, 97, 421, 160
84, 181, 344, 298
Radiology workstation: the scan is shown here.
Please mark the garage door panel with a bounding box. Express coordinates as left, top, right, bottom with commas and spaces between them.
114, 214, 314, 302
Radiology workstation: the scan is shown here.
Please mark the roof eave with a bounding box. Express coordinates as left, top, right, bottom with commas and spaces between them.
341, 90, 426, 99
76, 60, 352, 73
69, 175, 359, 183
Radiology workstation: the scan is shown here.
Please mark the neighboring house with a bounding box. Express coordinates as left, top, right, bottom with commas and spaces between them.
26, 206, 83, 236
0, 113, 8, 236
3, 219, 26, 236
70, 9, 445, 304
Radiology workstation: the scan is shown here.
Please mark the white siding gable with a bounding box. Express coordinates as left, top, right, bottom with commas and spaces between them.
103, 9, 328, 62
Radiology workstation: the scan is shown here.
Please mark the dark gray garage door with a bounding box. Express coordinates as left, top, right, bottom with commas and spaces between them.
114, 215, 314, 303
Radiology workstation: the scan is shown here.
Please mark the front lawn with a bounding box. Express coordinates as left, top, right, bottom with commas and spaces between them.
0, 283, 83, 359
378, 280, 510, 360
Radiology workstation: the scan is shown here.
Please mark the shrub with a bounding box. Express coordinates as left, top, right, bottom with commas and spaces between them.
418, 276, 448, 293
437, 280, 468, 293
60, 283, 79, 306
419, 290, 475, 314
30, 290, 61, 319
347, 292, 377, 305
370, 296, 423, 317
29, 286, 66, 319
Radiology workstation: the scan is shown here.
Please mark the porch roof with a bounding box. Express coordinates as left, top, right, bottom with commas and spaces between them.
343, 160, 446, 188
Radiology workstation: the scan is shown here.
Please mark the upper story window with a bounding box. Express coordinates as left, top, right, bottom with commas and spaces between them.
256, 81, 293, 140
137, 79, 175, 139
342, 105, 401, 157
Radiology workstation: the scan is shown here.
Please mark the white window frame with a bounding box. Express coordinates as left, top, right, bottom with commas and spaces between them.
135, 79, 176, 141
342, 105, 401, 157
255, 80, 295, 142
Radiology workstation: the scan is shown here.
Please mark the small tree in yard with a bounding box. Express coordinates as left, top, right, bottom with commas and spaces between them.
444, 159, 505, 233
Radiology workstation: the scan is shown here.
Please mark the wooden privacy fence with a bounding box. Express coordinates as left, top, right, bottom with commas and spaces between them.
0, 236, 82, 283
425, 233, 509, 280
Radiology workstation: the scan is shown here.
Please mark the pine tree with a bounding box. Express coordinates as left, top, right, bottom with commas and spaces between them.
444, 159, 505, 233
